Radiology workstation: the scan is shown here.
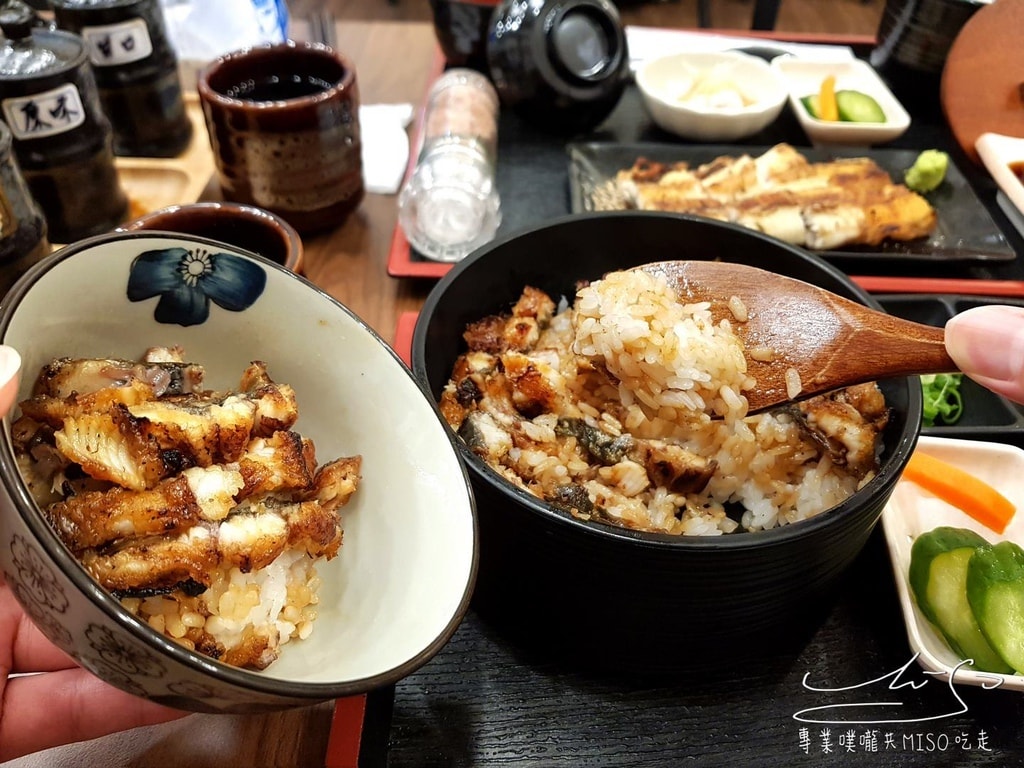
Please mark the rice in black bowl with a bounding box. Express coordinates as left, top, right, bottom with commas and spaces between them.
439, 267, 888, 536
413, 212, 920, 674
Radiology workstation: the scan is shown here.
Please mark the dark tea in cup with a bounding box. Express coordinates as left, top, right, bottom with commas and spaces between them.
223, 73, 334, 101
197, 41, 364, 235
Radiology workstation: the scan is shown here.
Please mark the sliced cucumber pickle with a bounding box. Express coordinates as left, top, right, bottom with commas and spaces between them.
835, 90, 886, 123
800, 94, 820, 119
966, 541, 1024, 673
909, 527, 1012, 673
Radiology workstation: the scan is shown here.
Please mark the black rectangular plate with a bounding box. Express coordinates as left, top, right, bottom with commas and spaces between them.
880, 294, 1024, 444
568, 142, 1016, 263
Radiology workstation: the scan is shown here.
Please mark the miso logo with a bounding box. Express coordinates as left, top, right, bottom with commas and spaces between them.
81, 18, 153, 66
1, 84, 85, 140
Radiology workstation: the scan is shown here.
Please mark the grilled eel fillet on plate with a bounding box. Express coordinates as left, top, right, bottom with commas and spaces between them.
611, 142, 938, 250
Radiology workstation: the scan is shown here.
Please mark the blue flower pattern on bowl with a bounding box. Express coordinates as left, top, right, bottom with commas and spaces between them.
127, 246, 266, 327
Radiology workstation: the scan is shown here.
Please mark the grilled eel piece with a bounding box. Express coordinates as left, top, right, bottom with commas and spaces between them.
45, 430, 321, 553
791, 382, 890, 479
32, 351, 204, 400
79, 456, 360, 595
17, 361, 300, 492
614, 143, 937, 249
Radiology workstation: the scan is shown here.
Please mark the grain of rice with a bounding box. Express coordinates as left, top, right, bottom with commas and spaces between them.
720, 384, 745, 413
784, 367, 803, 399
727, 296, 748, 322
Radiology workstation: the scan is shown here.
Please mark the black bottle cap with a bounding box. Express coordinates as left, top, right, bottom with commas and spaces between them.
0, 2, 37, 40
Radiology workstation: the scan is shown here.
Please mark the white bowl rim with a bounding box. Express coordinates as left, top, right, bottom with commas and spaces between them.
0, 230, 480, 700
636, 50, 788, 117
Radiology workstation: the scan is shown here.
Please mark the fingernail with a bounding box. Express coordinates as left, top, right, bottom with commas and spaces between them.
945, 305, 1024, 382
0, 345, 20, 387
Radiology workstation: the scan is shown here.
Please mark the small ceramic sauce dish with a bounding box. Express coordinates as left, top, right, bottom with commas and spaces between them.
119, 201, 304, 275
772, 56, 911, 145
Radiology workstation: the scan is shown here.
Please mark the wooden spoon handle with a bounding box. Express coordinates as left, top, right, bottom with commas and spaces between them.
814, 293, 957, 384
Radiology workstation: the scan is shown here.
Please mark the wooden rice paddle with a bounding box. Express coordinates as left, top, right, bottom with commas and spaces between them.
643, 261, 957, 415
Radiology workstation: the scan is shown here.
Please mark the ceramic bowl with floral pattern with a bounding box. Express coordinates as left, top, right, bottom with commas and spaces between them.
0, 231, 477, 713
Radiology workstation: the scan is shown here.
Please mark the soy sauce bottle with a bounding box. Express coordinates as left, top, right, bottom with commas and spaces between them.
0, 2, 128, 242
0, 119, 49, 297
51, 0, 192, 158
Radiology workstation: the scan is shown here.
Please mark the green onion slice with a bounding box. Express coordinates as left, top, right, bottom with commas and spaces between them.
921, 373, 964, 427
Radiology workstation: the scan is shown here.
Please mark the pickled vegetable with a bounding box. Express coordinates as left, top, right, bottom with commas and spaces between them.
909, 527, 1012, 673
817, 75, 839, 121
903, 451, 1016, 535
835, 90, 886, 123
801, 88, 886, 123
800, 94, 820, 118
966, 541, 1024, 673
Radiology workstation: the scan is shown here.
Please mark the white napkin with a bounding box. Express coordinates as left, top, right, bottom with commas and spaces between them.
359, 103, 415, 195
626, 25, 856, 72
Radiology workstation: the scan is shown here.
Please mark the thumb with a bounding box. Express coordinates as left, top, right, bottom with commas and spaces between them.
0, 345, 20, 417
944, 305, 1024, 405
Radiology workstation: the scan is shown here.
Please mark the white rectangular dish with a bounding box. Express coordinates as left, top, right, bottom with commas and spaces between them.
882, 436, 1024, 690
771, 56, 910, 145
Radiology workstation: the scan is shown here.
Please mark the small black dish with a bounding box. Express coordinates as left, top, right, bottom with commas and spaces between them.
879, 294, 1024, 445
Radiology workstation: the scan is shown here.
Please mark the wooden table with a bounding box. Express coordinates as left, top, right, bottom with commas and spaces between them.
5, 19, 438, 768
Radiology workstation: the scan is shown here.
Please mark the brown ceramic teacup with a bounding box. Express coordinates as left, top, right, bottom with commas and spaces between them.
196, 41, 364, 234
118, 201, 304, 274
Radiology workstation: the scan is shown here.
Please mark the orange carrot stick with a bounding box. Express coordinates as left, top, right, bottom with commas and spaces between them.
903, 451, 1017, 534
818, 75, 839, 122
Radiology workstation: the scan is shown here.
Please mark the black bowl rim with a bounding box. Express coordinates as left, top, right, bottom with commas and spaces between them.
412, 210, 922, 552
0, 230, 480, 705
